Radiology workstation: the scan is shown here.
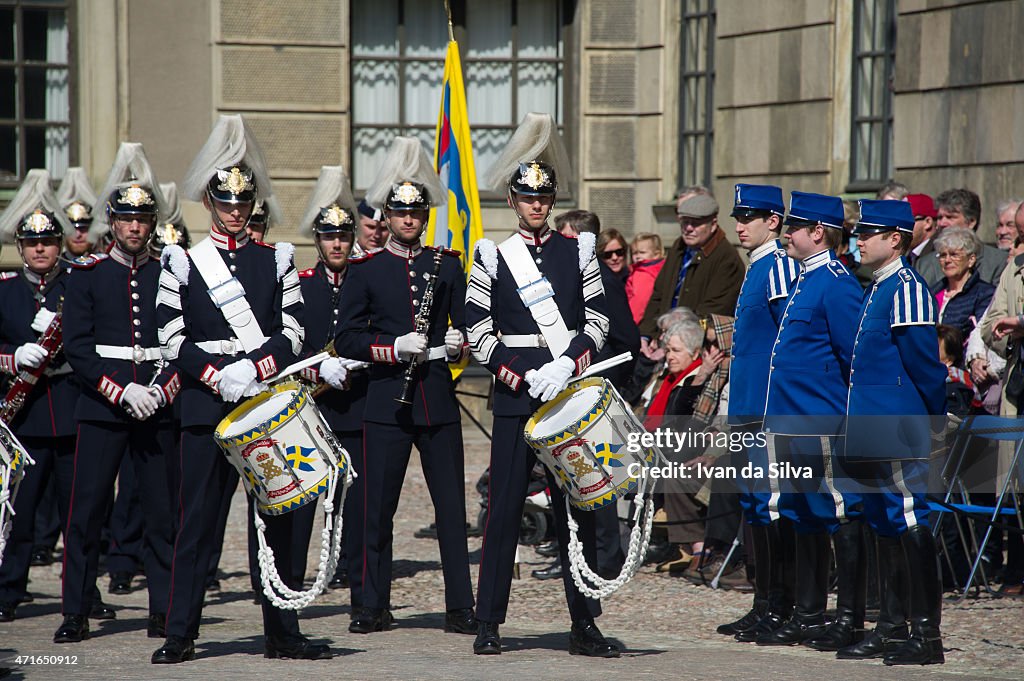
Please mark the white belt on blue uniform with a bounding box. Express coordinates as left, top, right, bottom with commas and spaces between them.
499, 330, 577, 348
95, 344, 162, 363
196, 339, 245, 355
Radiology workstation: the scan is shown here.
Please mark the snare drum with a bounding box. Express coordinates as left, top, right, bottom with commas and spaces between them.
215, 382, 348, 516
524, 377, 658, 511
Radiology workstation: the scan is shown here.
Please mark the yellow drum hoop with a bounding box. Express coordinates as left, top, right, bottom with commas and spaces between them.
215, 381, 307, 447
524, 376, 613, 448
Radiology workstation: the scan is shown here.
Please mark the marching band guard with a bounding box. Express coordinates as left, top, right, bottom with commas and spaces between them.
296, 166, 369, 603
56, 143, 180, 643
57, 167, 98, 262
0, 171, 89, 622
466, 113, 618, 657
757, 192, 865, 648
719, 184, 800, 642
842, 200, 946, 665
334, 137, 476, 636
152, 115, 329, 663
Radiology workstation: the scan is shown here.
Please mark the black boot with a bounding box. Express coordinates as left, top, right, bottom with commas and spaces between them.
884, 526, 944, 665
264, 633, 332, 660
718, 524, 769, 636
838, 535, 908, 659
348, 607, 393, 634
568, 618, 621, 658
806, 521, 866, 651
444, 607, 477, 634
757, 531, 829, 645
473, 621, 501, 655
863, 530, 880, 618
53, 615, 90, 643
151, 635, 196, 664
736, 520, 795, 642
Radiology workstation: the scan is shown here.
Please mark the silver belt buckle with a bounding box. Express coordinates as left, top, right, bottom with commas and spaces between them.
221, 339, 236, 354
536, 334, 547, 348
132, 345, 145, 364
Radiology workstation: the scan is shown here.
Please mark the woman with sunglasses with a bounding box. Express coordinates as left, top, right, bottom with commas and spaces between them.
597, 228, 630, 282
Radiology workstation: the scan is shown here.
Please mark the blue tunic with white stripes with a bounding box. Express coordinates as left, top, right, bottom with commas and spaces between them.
729, 240, 799, 425
845, 256, 947, 461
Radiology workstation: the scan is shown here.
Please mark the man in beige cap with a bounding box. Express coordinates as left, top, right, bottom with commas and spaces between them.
638, 186, 745, 342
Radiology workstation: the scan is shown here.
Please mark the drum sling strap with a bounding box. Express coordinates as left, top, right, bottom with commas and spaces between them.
189, 237, 269, 353
497, 234, 574, 357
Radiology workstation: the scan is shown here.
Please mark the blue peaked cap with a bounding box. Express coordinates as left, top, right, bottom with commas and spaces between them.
784, 191, 845, 230
731, 183, 785, 217
853, 199, 915, 235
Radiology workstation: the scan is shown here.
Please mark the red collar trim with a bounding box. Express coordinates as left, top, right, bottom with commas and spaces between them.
518, 225, 551, 246
209, 228, 249, 250
385, 239, 422, 259
108, 244, 150, 269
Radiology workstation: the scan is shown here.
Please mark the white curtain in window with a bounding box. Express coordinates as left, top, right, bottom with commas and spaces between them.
45, 10, 68, 178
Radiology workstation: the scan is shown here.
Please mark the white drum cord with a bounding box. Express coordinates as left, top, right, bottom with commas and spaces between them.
253, 462, 351, 610
0, 450, 34, 570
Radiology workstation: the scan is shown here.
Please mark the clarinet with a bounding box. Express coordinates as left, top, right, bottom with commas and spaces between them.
0, 302, 63, 425
396, 249, 445, 405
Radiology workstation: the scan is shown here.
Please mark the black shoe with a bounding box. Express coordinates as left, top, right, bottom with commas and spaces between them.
756, 617, 827, 646
151, 635, 195, 664
89, 601, 116, 621
265, 633, 332, 660
837, 627, 908, 660
536, 541, 559, 558
531, 560, 563, 580
30, 548, 53, 567
348, 608, 393, 634
717, 607, 764, 636
414, 523, 438, 539
53, 615, 90, 643
444, 608, 477, 634
804, 616, 864, 652
108, 572, 133, 595
883, 636, 945, 665
328, 569, 349, 590
735, 611, 787, 642
205, 579, 220, 593
473, 621, 501, 655
148, 613, 167, 639
0, 603, 15, 622
569, 619, 620, 658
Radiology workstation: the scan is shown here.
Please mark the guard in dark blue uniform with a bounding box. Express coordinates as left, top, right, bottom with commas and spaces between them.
296, 165, 369, 606
718, 184, 800, 643
152, 115, 328, 664
0, 170, 83, 623
466, 113, 618, 658
758, 191, 864, 648
334, 138, 475, 636
55, 143, 180, 644
839, 200, 947, 665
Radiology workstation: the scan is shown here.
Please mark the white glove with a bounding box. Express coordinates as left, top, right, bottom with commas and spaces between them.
150, 386, 167, 407
339, 357, 370, 371
444, 327, 464, 359
120, 383, 161, 419
243, 381, 268, 398
527, 356, 575, 402
217, 359, 258, 402
394, 332, 428, 362
320, 357, 349, 390
31, 308, 56, 333
14, 343, 48, 370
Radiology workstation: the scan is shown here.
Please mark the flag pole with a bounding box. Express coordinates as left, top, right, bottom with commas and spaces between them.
444, 0, 454, 42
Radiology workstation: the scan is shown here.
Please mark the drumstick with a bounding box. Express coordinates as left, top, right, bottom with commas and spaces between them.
577, 352, 633, 380
272, 352, 332, 384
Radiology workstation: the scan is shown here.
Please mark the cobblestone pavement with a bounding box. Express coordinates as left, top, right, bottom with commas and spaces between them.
1, 419, 1021, 680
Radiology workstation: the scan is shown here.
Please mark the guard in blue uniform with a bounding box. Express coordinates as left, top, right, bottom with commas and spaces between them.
758, 191, 865, 648
838, 200, 947, 665
466, 113, 618, 658
0, 170, 84, 622
717, 184, 800, 643
296, 165, 369, 605
334, 138, 475, 636
55, 143, 180, 644
152, 115, 328, 664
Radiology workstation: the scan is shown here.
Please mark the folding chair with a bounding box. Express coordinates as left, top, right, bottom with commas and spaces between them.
931, 415, 1024, 600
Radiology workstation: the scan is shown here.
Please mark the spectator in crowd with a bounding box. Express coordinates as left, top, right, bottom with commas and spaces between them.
626, 233, 665, 324
907, 193, 939, 268
597, 228, 630, 283
638, 186, 745, 341
642, 319, 724, 573
994, 199, 1022, 250
624, 307, 699, 409
917, 188, 1006, 287
937, 324, 978, 417
875, 179, 910, 201
931, 227, 995, 343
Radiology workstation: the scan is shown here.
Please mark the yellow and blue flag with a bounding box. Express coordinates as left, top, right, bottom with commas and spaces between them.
426, 41, 483, 277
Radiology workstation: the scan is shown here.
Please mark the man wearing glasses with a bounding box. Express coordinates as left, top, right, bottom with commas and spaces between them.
637, 186, 744, 348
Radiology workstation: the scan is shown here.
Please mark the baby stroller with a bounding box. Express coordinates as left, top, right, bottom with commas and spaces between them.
475, 462, 553, 546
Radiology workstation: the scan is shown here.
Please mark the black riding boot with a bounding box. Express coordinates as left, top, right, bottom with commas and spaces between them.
838, 534, 908, 659
756, 531, 828, 645
736, 519, 794, 642
884, 526, 944, 665
717, 524, 770, 635
806, 521, 866, 651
